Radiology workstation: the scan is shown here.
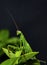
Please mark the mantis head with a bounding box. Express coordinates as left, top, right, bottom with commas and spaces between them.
16, 30, 22, 36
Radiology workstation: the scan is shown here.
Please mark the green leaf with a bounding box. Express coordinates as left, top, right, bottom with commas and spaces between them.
0, 30, 9, 41
0, 58, 19, 65
19, 52, 39, 63
15, 50, 22, 57
2, 48, 22, 58
0, 50, 3, 56
0, 30, 9, 56
7, 37, 19, 44
0, 42, 7, 56
2, 48, 16, 58
32, 60, 40, 65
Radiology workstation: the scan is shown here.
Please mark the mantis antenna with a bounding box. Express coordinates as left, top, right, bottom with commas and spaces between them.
7, 9, 19, 30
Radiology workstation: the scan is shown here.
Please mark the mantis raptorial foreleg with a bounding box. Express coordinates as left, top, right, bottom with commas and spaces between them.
7, 45, 19, 50
7, 45, 23, 54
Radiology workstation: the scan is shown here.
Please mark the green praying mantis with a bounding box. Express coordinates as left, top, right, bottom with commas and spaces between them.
0, 10, 46, 65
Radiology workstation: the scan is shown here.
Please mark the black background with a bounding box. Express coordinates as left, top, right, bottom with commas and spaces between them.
0, 0, 47, 64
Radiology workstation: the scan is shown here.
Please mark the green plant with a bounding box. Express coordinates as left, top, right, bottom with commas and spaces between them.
0, 30, 41, 65
0, 30, 9, 56
0, 30, 46, 65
